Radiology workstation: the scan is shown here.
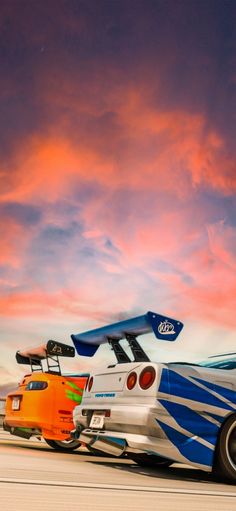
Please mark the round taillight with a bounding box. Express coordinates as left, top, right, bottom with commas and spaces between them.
88, 376, 93, 392
127, 371, 137, 390
139, 366, 156, 390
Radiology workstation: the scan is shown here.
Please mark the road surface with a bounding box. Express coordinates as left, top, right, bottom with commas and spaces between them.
0, 430, 236, 511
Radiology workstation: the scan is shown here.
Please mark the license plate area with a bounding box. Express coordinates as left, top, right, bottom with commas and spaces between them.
12, 396, 21, 410
89, 411, 106, 429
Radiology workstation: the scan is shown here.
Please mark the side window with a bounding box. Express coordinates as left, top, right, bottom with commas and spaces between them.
216, 362, 236, 370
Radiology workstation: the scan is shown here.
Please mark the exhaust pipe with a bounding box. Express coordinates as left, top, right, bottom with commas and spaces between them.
71, 428, 81, 440
79, 431, 127, 456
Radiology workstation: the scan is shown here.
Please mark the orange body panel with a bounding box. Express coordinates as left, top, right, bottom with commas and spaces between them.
4, 372, 87, 441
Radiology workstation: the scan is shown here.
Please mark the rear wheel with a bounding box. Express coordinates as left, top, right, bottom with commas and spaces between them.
129, 453, 173, 468
44, 438, 81, 451
214, 415, 236, 482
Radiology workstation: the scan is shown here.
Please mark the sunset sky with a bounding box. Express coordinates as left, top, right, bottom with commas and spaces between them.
0, 0, 235, 395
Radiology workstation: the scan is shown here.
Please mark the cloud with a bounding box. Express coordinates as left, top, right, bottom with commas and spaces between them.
0, 136, 235, 330
0, 382, 17, 398
207, 220, 236, 270
2, 90, 235, 213
0, 0, 235, 374
0, 214, 236, 331
0, 202, 41, 225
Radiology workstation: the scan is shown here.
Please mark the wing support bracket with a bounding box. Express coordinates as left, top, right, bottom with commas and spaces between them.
107, 338, 131, 364
125, 334, 150, 362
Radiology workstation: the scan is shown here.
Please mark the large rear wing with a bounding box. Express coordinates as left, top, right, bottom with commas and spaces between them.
71, 311, 183, 362
16, 340, 75, 374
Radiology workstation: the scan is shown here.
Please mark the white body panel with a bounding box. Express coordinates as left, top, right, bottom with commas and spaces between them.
73, 360, 236, 471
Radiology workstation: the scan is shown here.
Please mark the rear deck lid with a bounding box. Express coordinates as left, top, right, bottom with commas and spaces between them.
90, 363, 142, 392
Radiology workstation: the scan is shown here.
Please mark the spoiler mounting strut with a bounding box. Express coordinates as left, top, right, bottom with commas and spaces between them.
107, 338, 131, 364
126, 334, 150, 363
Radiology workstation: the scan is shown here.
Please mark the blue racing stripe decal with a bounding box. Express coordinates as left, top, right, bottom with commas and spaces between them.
159, 369, 234, 411
159, 399, 219, 445
206, 412, 225, 423
192, 377, 236, 406
158, 368, 169, 393
157, 419, 214, 467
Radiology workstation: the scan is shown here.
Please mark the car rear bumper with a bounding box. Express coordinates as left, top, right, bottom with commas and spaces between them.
73, 402, 161, 436
73, 403, 213, 471
3, 421, 40, 439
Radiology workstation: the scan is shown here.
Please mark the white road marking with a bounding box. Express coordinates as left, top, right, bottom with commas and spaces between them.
1, 477, 236, 497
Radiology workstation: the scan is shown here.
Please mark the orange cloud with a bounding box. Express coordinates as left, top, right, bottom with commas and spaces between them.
0, 219, 30, 267
0, 79, 235, 335
2, 93, 234, 211
1, 210, 236, 331
207, 221, 236, 270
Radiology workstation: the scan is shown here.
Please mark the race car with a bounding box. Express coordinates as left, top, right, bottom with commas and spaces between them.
3, 340, 88, 451
71, 311, 236, 481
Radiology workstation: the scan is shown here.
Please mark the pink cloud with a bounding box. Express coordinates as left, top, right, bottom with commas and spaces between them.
1, 210, 236, 331
207, 221, 236, 270
0, 79, 235, 336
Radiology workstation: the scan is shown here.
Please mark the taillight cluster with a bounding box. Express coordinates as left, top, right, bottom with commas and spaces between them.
127, 372, 137, 390
139, 366, 156, 389
126, 366, 156, 391
86, 376, 94, 392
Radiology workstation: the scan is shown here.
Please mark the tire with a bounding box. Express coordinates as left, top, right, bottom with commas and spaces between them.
128, 453, 173, 468
214, 414, 236, 482
44, 438, 81, 451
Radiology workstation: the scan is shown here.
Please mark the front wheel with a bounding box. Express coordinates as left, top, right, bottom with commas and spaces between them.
44, 438, 81, 451
128, 453, 173, 468
214, 415, 236, 482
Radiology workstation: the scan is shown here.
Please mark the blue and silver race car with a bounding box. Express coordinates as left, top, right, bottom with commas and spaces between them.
71, 312, 236, 482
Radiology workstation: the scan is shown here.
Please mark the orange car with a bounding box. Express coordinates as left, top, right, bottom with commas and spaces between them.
3, 340, 88, 451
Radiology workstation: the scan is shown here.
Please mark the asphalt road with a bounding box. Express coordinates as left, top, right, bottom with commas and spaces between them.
1, 430, 236, 511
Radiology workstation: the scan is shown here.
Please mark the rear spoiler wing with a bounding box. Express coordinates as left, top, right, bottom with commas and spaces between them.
16, 340, 75, 374
71, 311, 183, 359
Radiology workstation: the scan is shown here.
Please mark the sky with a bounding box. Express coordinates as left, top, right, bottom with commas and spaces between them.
0, 0, 236, 396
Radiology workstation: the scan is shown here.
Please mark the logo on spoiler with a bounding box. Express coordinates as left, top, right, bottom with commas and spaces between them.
158, 320, 176, 335
50, 342, 63, 354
